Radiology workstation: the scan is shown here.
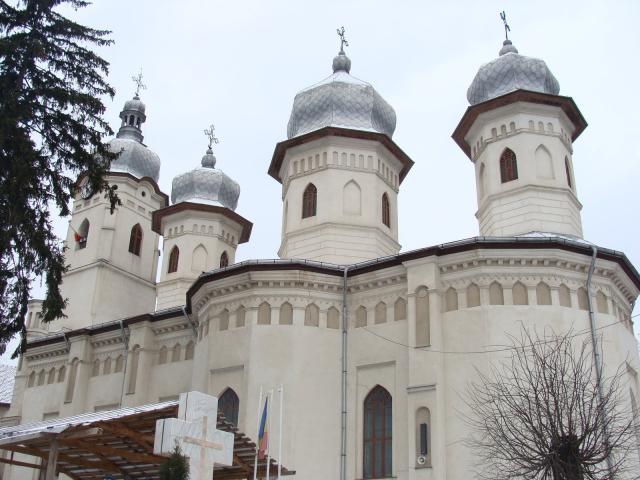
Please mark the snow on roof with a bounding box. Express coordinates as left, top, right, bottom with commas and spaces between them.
0, 364, 16, 405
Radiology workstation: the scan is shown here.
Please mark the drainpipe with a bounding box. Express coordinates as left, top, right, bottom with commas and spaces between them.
586, 245, 614, 476
182, 305, 198, 338
118, 320, 130, 407
340, 266, 349, 480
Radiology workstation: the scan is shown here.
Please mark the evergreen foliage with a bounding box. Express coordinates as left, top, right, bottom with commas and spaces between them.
159, 445, 190, 480
0, 0, 119, 355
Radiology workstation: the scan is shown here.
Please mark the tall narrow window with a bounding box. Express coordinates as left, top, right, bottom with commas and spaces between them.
75, 218, 90, 250
364, 386, 392, 479
65, 359, 80, 403
218, 388, 240, 427
126, 346, 140, 394
500, 148, 518, 183
302, 183, 317, 218
168, 246, 179, 273
381, 193, 390, 227
220, 251, 229, 268
565, 156, 573, 188
128, 224, 143, 256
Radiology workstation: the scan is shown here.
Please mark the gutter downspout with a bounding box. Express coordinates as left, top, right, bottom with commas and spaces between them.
340, 266, 349, 480
586, 245, 614, 476
118, 320, 130, 407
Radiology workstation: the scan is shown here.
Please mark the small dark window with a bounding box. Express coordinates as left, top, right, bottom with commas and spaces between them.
500, 148, 518, 183
128, 224, 143, 256
218, 388, 240, 427
565, 156, 572, 189
382, 193, 390, 227
419, 423, 428, 455
220, 251, 229, 268
302, 183, 317, 218
128, 115, 135, 126
168, 246, 179, 273
364, 386, 392, 479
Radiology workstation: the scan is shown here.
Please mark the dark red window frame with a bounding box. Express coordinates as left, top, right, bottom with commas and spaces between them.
168, 246, 179, 273
382, 193, 390, 228
128, 224, 143, 256
302, 183, 317, 218
363, 386, 392, 479
500, 148, 518, 183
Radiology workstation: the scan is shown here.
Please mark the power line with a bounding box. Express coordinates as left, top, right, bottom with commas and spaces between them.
360, 318, 628, 355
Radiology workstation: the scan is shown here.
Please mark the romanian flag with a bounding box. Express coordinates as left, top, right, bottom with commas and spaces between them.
258, 396, 269, 459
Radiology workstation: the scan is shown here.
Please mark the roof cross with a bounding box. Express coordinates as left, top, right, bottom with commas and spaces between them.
500, 11, 510, 40
203, 124, 219, 151
336, 26, 349, 54
131, 70, 147, 97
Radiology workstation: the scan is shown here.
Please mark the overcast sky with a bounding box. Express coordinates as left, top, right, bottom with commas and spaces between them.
3, 0, 639, 362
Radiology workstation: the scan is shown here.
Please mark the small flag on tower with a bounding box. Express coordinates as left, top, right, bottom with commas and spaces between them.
258, 396, 269, 459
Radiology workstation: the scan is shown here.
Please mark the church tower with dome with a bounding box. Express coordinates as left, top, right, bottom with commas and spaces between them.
273, 35, 413, 264
58, 88, 168, 330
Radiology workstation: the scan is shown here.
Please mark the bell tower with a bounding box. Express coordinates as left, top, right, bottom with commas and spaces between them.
271, 34, 413, 265
453, 36, 587, 238
60, 82, 168, 330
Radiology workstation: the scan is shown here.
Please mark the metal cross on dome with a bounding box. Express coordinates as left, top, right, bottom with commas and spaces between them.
204, 124, 219, 151
500, 11, 510, 40
154, 391, 234, 480
132, 70, 147, 97
337, 26, 349, 54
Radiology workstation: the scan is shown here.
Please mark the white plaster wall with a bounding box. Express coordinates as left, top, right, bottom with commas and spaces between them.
466, 102, 583, 237
278, 136, 402, 264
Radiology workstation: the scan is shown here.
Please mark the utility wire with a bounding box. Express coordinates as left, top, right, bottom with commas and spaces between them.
361, 318, 629, 355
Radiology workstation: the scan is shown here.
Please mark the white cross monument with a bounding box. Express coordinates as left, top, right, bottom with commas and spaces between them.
154, 391, 234, 480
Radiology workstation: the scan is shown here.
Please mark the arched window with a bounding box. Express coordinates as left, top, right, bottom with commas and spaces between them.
103, 357, 112, 375
171, 343, 182, 362
500, 148, 518, 183
220, 251, 229, 268
218, 388, 240, 427
37, 370, 45, 386
158, 346, 168, 365
364, 386, 392, 479
91, 359, 100, 377
577, 287, 589, 311
65, 358, 80, 403
536, 282, 552, 305
596, 291, 609, 314
128, 224, 143, 256
467, 283, 480, 308
355, 306, 367, 328
512, 281, 528, 305
305, 303, 319, 327
375, 302, 387, 324
236, 305, 246, 328
565, 156, 573, 188
279, 302, 293, 325
394, 298, 407, 321
327, 307, 340, 329
28, 371, 35, 388
219, 309, 230, 331
559, 284, 572, 307
185, 341, 195, 360
302, 183, 317, 218
47, 368, 55, 384
489, 282, 504, 305
258, 302, 271, 325
445, 287, 458, 311
57, 365, 66, 383
168, 246, 179, 273
114, 355, 124, 373
128, 114, 135, 126
381, 193, 390, 228
75, 218, 90, 250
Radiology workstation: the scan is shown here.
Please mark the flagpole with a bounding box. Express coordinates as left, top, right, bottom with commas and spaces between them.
277, 385, 283, 480
253, 386, 263, 480
266, 389, 274, 480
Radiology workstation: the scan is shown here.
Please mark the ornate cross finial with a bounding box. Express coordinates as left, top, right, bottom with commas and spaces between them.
500, 11, 510, 40
203, 124, 219, 151
131, 70, 147, 97
336, 26, 349, 54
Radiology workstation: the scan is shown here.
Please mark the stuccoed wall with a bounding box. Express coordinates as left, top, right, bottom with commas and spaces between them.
466, 102, 583, 237
8, 246, 640, 480
278, 136, 402, 264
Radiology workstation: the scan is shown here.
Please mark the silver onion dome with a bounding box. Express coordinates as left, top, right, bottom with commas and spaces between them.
286, 51, 396, 139
108, 94, 161, 182
467, 39, 560, 105
171, 148, 240, 211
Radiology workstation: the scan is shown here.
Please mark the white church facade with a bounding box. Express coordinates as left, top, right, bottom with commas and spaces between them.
2, 33, 640, 480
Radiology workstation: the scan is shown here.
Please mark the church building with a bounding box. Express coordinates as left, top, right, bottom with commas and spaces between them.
2, 28, 640, 480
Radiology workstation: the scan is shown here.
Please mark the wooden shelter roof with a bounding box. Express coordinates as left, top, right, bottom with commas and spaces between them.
0, 401, 293, 479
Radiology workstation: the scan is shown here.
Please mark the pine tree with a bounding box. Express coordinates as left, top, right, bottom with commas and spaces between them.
159, 445, 190, 480
0, 0, 119, 355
